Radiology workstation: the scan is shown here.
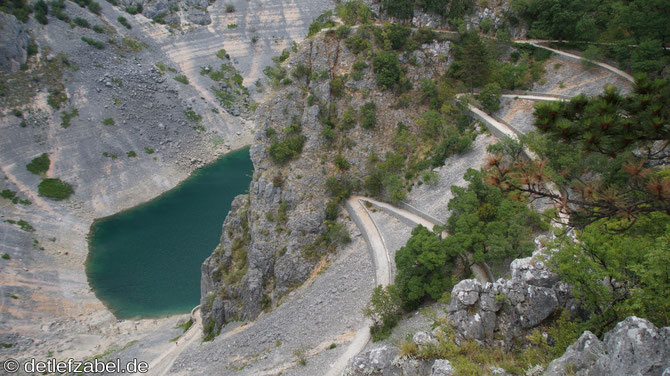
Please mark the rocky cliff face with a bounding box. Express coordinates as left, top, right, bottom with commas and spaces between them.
199, 29, 456, 333
0, 13, 29, 72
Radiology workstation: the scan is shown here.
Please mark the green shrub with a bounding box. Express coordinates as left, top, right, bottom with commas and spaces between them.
47, 87, 68, 109
81, 37, 105, 49
373, 51, 403, 89
307, 10, 335, 37
117, 16, 131, 29
174, 75, 189, 84
360, 102, 376, 129
124, 3, 142, 14
60, 108, 79, 128
87, 1, 101, 14
216, 48, 229, 60
26, 153, 50, 175
1, 253, 9, 260
93, 24, 105, 33
144, 147, 155, 154
330, 76, 345, 98
38, 178, 74, 200
339, 106, 356, 130
334, 155, 350, 170
478, 82, 502, 113
184, 109, 201, 122
126, 150, 137, 157
363, 285, 402, 341
225, 3, 235, 12
268, 133, 306, 164
102, 117, 115, 126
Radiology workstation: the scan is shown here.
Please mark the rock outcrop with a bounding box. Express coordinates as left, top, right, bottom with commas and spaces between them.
0, 13, 29, 72
545, 316, 670, 376
445, 251, 577, 347
199, 27, 457, 335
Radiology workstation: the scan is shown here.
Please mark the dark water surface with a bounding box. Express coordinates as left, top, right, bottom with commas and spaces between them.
87, 147, 253, 319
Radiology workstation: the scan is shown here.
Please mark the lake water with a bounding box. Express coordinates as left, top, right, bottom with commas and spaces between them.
86, 147, 253, 319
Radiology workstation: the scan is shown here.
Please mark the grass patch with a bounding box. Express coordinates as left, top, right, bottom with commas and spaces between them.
174, 75, 189, 84
38, 178, 74, 200
81, 37, 105, 49
184, 109, 202, 122
26, 153, 50, 175
60, 108, 79, 128
47, 87, 68, 110
176, 319, 193, 332
117, 15, 132, 29
216, 49, 229, 60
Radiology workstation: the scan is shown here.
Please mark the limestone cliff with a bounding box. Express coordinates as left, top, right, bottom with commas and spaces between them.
200, 28, 457, 334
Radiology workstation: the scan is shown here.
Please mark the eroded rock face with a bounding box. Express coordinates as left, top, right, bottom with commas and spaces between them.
445, 251, 570, 346
344, 345, 400, 376
544, 316, 670, 376
0, 13, 29, 72
199, 30, 457, 335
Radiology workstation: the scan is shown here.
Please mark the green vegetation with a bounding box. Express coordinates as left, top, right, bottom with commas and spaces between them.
224, 3, 234, 12
363, 285, 402, 341
478, 82, 502, 113
173, 75, 189, 84
60, 108, 79, 128
87, 1, 101, 14
176, 318, 193, 332
511, 0, 669, 75
73, 17, 90, 28
487, 78, 670, 334
227, 23, 237, 29
144, 147, 155, 154
102, 117, 115, 126
38, 178, 74, 200
81, 37, 105, 49
93, 24, 105, 33
216, 48, 229, 60
33, 0, 48, 24
0, 0, 33, 22
360, 102, 377, 129
307, 10, 335, 37
126, 150, 137, 158
102, 152, 118, 159
47, 87, 68, 110
117, 15, 131, 29
124, 3, 142, 14
184, 109, 202, 122
1, 253, 9, 260
26, 153, 50, 175
267, 120, 307, 165
373, 51, 406, 90
335, 0, 371, 26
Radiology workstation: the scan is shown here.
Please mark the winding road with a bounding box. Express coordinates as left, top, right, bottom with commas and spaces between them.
141, 30, 635, 376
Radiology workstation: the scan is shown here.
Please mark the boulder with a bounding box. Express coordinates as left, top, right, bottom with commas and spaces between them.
544, 331, 605, 375
430, 359, 455, 376
545, 317, 670, 376
0, 13, 29, 72
344, 345, 400, 376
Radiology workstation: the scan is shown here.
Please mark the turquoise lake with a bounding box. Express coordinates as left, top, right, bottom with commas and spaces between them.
86, 147, 253, 319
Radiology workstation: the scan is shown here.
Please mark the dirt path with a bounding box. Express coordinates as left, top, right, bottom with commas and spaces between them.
138, 306, 202, 376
